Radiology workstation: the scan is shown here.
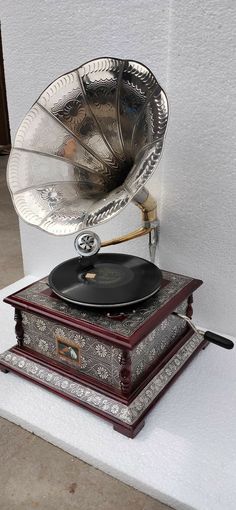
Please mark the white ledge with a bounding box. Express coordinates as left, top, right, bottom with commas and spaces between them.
0, 276, 235, 510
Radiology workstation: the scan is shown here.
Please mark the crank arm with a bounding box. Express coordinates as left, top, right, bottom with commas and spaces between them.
173, 312, 234, 350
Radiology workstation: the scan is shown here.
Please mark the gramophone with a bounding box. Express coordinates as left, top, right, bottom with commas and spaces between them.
7, 57, 166, 308
0, 58, 233, 437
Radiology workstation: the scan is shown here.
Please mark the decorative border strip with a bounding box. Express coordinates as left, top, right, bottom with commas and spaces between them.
0, 334, 202, 425
9, 271, 193, 338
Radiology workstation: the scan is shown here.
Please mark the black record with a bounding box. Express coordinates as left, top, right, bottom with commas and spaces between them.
49, 253, 162, 308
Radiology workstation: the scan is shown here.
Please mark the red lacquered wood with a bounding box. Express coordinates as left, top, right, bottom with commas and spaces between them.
113, 419, 145, 438
0, 359, 128, 429
4, 275, 203, 348
0, 364, 9, 373
12, 345, 128, 404
1, 270, 206, 437
119, 350, 131, 396
130, 338, 208, 430
12, 328, 194, 404
128, 328, 194, 403
0, 338, 207, 438
14, 308, 24, 347
186, 294, 193, 319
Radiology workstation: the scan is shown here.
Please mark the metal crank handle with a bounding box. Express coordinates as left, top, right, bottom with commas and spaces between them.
173, 312, 234, 350
202, 331, 234, 350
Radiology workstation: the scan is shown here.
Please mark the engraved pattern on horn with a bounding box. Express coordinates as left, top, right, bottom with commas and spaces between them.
7, 58, 168, 236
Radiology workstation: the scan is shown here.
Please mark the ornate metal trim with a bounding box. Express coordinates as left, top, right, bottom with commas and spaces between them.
0, 334, 202, 426
7, 58, 168, 236
11, 271, 194, 337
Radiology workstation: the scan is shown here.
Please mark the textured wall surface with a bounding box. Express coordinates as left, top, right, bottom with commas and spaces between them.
159, 0, 236, 336
1, 0, 236, 337
1, 0, 168, 272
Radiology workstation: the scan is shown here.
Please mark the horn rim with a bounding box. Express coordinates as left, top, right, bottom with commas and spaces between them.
7, 57, 169, 235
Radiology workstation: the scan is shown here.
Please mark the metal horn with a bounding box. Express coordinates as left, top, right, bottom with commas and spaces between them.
7, 58, 168, 261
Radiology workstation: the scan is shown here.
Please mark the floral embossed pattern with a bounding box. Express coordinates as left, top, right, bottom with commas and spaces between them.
0, 334, 202, 426
20, 299, 188, 392
7, 58, 168, 235
21, 311, 122, 389
13, 271, 193, 338
131, 300, 188, 383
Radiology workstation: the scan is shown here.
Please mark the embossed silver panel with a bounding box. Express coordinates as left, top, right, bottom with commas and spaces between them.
13, 271, 193, 338
0, 334, 202, 425
7, 58, 168, 235
22, 312, 122, 388
131, 300, 187, 383
20, 300, 187, 391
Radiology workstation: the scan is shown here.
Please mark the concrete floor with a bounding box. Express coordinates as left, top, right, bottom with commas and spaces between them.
0, 155, 172, 510
0, 156, 24, 288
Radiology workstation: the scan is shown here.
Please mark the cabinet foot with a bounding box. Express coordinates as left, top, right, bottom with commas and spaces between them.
113, 419, 145, 438
0, 366, 9, 373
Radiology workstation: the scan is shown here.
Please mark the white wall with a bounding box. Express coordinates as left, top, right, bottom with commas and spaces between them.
159, 0, 236, 335
1, 0, 169, 267
1, 0, 236, 336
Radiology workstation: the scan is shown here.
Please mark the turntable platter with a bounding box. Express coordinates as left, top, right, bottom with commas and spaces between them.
49, 254, 162, 308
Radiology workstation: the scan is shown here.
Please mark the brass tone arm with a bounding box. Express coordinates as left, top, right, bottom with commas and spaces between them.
101, 226, 152, 247
100, 189, 159, 263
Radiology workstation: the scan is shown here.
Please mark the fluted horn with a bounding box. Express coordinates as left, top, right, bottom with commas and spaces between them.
7, 57, 168, 261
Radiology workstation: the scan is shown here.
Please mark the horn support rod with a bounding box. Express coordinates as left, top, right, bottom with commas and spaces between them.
101, 189, 159, 263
